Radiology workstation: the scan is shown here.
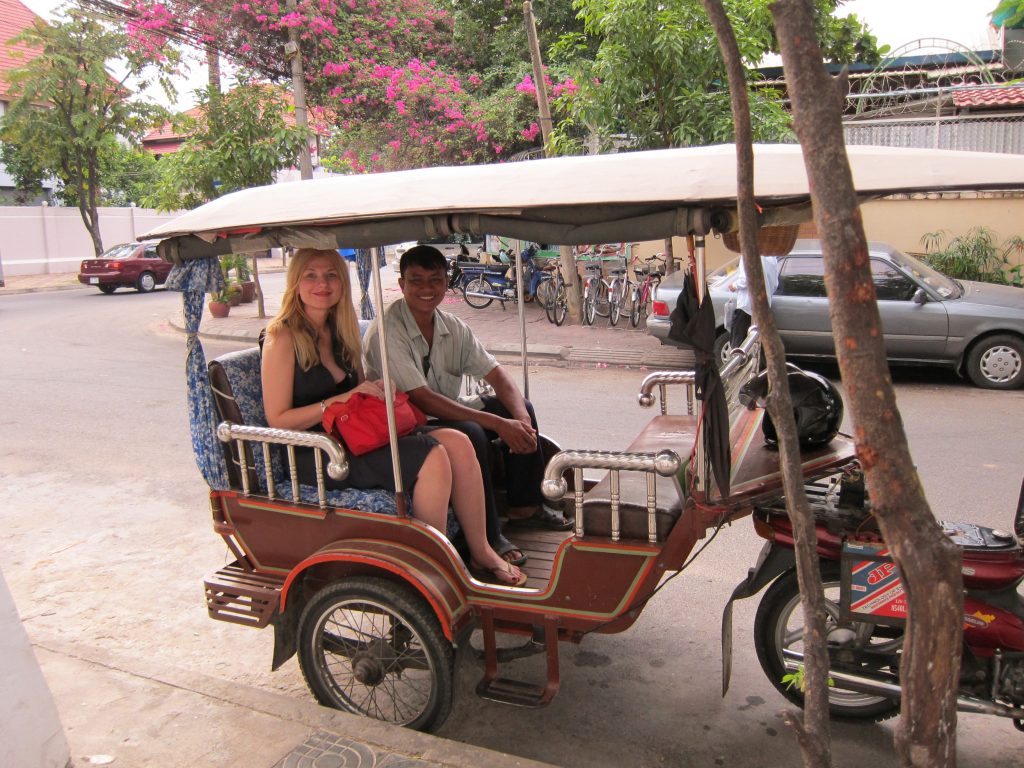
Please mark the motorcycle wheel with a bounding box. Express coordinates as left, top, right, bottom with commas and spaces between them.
754, 563, 902, 721
463, 277, 495, 309
297, 577, 454, 733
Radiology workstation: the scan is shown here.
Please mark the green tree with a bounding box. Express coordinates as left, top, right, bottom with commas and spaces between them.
143, 80, 312, 211
0, 9, 171, 256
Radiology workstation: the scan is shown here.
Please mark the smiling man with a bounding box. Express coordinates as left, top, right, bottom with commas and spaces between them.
363, 245, 572, 564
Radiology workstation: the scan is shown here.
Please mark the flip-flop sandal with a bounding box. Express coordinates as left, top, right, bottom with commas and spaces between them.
470, 559, 528, 587
494, 535, 528, 566
506, 504, 573, 531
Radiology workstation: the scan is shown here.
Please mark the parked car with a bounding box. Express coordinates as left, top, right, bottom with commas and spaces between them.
648, 239, 1024, 390
391, 234, 483, 272
78, 240, 170, 293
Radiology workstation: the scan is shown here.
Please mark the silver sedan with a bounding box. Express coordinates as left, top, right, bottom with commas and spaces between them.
647, 240, 1024, 390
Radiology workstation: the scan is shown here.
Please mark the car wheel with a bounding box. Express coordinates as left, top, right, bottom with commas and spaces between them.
137, 271, 156, 293
713, 331, 732, 367
965, 334, 1024, 389
98, 284, 117, 294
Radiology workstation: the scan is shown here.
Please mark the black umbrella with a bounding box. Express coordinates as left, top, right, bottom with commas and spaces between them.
667, 272, 731, 498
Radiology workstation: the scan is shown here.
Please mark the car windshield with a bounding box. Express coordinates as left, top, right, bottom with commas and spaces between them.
890, 250, 961, 299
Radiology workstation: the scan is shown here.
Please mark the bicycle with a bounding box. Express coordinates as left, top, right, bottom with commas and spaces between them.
543, 261, 568, 326
581, 248, 627, 326
628, 253, 666, 328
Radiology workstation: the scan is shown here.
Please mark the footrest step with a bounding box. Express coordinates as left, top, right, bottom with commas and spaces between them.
204, 562, 284, 629
476, 676, 551, 708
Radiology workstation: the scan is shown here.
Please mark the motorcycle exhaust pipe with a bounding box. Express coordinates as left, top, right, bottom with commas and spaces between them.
782, 649, 1024, 720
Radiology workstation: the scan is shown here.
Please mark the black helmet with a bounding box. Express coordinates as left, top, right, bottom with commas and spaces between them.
739, 364, 844, 450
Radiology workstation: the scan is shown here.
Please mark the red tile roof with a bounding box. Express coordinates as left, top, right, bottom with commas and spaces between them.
953, 86, 1024, 109
0, 0, 44, 101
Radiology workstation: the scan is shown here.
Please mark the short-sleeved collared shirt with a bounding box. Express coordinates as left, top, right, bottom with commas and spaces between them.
363, 299, 498, 408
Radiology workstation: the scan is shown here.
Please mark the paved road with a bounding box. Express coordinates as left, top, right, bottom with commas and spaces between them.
1, 285, 1023, 766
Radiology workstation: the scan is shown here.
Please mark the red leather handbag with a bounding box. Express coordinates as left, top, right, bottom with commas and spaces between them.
322, 391, 426, 456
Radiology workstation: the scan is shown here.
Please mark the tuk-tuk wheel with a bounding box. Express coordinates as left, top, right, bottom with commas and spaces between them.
297, 576, 454, 732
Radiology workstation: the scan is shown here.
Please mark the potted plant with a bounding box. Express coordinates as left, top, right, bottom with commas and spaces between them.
233, 254, 257, 303
208, 284, 237, 318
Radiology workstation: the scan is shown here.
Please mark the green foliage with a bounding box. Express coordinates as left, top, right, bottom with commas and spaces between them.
921, 227, 1024, 287
782, 664, 834, 692
991, 1, 1024, 29
143, 80, 312, 211
0, 9, 171, 254
56, 140, 159, 208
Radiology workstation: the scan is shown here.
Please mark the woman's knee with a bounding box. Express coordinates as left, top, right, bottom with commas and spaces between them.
434, 429, 480, 469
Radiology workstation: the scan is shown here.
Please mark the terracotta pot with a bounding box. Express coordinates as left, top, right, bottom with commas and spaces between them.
209, 300, 230, 318
228, 291, 242, 307
239, 280, 256, 303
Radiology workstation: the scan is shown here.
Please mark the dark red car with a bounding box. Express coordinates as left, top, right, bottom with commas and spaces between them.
78, 240, 171, 293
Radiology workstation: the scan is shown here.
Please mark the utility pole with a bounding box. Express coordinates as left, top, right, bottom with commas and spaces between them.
523, 1, 582, 323
285, 0, 313, 180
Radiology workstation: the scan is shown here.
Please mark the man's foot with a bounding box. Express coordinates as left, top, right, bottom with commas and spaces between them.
506, 504, 573, 531
494, 534, 528, 566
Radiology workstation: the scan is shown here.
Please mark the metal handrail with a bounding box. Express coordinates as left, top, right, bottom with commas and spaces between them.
637, 370, 697, 415
541, 449, 682, 543
216, 421, 349, 509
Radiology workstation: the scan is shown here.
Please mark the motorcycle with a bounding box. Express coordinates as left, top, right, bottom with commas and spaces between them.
445, 242, 478, 292
461, 243, 549, 309
724, 444, 1024, 728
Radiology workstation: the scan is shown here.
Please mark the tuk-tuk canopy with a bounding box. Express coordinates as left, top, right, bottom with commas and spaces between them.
145, 143, 1024, 262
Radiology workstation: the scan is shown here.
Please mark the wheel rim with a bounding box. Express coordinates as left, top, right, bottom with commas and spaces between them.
770, 579, 901, 711
312, 596, 437, 725
139, 273, 155, 291
979, 344, 1022, 384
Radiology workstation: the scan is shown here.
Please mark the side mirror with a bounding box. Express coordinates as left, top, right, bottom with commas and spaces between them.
912, 288, 927, 305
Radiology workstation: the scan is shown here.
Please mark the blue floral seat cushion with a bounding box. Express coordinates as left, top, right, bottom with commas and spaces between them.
209, 346, 458, 537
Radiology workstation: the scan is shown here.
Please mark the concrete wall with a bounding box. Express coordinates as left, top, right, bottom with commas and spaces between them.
0, 206, 179, 276
0, 568, 70, 768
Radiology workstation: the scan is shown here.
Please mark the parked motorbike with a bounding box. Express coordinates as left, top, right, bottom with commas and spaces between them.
724, 428, 1024, 728
446, 243, 478, 292
461, 243, 547, 309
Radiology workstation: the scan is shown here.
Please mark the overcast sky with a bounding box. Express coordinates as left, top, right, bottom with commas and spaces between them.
20, 0, 1001, 110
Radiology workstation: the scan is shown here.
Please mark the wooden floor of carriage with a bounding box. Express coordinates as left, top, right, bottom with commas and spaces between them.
505, 528, 574, 589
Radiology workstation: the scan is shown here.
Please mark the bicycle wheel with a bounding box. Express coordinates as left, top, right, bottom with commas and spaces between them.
608, 278, 623, 326
582, 278, 597, 326
593, 280, 610, 318
544, 274, 561, 323
534, 275, 553, 311
629, 285, 642, 327
551, 277, 568, 326
463, 277, 495, 309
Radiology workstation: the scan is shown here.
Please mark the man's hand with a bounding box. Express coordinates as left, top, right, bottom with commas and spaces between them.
495, 416, 537, 454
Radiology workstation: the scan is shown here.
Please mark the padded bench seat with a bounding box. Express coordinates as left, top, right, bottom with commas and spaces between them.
579, 415, 696, 541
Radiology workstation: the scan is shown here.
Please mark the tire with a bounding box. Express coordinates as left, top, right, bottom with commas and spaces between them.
551, 281, 567, 327
713, 331, 732, 367
98, 284, 117, 294
593, 280, 610, 318
297, 577, 454, 733
754, 564, 901, 721
629, 286, 642, 327
136, 271, 156, 293
534, 276, 552, 310
965, 334, 1024, 390
608, 279, 623, 326
463, 277, 495, 309
582, 278, 597, 326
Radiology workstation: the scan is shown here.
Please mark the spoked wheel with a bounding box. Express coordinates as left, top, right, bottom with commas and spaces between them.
754, 564, 902, 721
582, 278, 597, 325
629, 286, 642, 327
593, 280, 610, 318
534, 276, 553, 311
463, 277, 495, 309
297, 577, 454, 733
550, 278, 567, 326
608, 279, 624, 326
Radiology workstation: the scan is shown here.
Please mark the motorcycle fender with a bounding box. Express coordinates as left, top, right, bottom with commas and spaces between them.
721, 542, 796, 697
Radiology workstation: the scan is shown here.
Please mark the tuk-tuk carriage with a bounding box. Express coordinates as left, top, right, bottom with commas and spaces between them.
146, 143, 1024, 732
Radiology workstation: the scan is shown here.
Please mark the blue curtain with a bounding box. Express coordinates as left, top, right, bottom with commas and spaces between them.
355, 247, 385, 320
166, 258, 230, 490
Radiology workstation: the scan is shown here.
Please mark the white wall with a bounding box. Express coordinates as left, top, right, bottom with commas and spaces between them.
0, 206, 180, 276
0, 568, 70, 768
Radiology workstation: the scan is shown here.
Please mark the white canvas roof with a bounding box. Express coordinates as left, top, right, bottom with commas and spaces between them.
145, 143, 1024, 262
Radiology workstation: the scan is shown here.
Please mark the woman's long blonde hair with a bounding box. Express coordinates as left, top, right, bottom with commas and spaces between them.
266, 248, 364, 375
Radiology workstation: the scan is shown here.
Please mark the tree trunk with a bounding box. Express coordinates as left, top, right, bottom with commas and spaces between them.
771, 3, 963, 767
701, 3, 832, 765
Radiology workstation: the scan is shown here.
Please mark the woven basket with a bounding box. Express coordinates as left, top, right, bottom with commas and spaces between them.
722, 224, 799, 256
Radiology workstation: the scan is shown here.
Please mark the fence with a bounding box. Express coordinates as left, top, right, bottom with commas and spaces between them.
0, 205, 179, 276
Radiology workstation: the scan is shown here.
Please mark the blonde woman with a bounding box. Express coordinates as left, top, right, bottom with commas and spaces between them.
261, 248, 525, 587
